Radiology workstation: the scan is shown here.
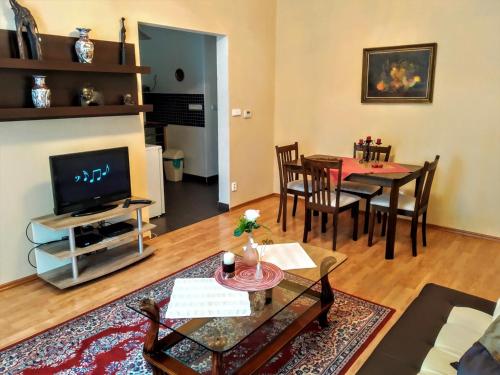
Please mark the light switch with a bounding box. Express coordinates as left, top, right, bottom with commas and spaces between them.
231, 108, 242, 117
243, 109, 252, 119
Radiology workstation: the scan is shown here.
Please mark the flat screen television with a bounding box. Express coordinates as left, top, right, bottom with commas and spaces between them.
50, 147, 131, 216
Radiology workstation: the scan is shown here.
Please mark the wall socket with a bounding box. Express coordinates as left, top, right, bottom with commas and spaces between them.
231, 182, 238, 192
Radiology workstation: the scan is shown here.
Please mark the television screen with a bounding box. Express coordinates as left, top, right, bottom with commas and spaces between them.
50, 147, 131, 215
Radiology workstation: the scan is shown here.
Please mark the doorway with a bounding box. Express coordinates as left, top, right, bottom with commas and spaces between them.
138, 24, 229, 234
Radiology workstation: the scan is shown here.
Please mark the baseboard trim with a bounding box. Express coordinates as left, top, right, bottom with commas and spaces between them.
282, 195, 499, 242
0, 274, 38, 292
230, 193, 278, 211
426, 224, 499, 242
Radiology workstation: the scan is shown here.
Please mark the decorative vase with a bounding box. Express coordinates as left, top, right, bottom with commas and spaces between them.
242, 233, 258, 267
255, 262, 263, 280
31, 75, 51, 108
75, 27, 94, 63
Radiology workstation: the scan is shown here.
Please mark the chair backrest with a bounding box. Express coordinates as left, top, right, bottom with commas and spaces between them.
275, 142, 299, 191
353, 143, 392, 162
415, 155, 440, 212
301, 155, 342, 212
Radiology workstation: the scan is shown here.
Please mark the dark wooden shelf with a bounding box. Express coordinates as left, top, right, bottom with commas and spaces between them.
0, 105, 153, 122
0, 58, 150, 74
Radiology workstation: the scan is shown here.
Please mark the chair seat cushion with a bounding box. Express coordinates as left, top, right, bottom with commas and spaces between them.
371, 192, 416, 211
287, 179, 311, 192
309, 191, 360, 208
340, 181, 381, 195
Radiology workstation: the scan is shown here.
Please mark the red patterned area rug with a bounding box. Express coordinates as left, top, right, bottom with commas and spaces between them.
0, 254, 394, 375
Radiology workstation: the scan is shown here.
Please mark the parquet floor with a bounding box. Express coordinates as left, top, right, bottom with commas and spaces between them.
1, 195, 499, 374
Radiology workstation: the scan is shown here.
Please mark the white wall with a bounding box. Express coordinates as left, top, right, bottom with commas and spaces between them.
274, 0, 500, 236
0, 0, 276, 284
140, 25, 205, 94
140, 26, 218, 178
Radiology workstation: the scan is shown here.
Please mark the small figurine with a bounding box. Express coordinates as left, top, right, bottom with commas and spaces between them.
9, 0, 43, 60
80, 86, 104, 106
120, 17, 126, 65
122, 94, 135, 105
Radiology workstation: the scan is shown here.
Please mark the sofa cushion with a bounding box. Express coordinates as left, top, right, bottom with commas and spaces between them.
434, 323, 485, 357
493, 298, 500, 320
447, 307, 493, 333
420, 347, 459, 375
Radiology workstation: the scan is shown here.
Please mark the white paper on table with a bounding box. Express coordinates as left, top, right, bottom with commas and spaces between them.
257, 242, 317, 270
165, 278, 251, 319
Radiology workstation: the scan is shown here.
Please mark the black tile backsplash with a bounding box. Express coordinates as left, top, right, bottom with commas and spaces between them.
143, 93, 205, 127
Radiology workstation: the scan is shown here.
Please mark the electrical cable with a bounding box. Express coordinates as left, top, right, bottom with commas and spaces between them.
25, 222, 41, 245
27, 245, 37, 268
25, 221, 69, 269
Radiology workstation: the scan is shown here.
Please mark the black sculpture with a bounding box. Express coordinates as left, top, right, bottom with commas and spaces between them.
9, 0, 43, 60
120, 17, 126, 65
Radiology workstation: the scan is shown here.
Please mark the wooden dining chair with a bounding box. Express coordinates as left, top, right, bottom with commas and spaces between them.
340, 143, 392, 234
368, 155, 440, 256
275, 142, 308, 232
301, 155, 360, 250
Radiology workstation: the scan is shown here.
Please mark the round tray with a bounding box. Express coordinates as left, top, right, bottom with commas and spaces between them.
214, 261, 284, 292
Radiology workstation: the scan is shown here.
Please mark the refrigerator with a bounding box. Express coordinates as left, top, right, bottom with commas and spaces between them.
145, 144, 165, 217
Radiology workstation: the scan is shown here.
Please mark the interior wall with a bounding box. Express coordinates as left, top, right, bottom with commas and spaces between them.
140, 27, 218, 178
0, 0, 276, 284
274, 0, 500, 236
139, 25, 205, 94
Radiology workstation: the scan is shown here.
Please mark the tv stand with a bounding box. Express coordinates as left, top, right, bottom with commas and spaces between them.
31, 197, 156, 289
71, 204, 118, 217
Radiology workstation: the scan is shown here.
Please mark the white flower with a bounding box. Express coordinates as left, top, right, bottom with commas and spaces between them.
244, 209, 260, 222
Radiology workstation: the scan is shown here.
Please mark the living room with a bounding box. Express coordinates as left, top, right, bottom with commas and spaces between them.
0, 0, 499, 374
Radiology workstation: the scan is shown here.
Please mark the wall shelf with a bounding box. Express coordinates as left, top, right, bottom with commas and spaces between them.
0, 29, 151, 122
0, 105, 153, 122
0, 57, 151, 74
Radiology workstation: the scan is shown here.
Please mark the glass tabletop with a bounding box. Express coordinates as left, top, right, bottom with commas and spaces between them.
126, 235, 347, 353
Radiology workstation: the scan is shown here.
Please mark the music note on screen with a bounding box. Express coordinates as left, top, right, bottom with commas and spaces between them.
83, 170, 89, 182
89, 169, 102, 183
102, 164, 110, 177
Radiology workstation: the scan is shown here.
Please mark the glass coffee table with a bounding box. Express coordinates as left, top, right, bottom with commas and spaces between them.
127, 237, 347, 374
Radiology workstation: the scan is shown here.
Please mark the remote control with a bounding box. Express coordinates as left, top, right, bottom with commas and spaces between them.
129, 199, 152, 204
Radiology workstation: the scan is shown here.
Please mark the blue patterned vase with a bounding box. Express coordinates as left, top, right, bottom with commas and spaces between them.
75, 27, 94, 63
31, 75, 51, 108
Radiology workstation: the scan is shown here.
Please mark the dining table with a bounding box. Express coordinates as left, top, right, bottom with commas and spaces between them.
283, 155, 423, 259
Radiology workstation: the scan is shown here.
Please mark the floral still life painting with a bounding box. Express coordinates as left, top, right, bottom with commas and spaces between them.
361, 43, 437, 103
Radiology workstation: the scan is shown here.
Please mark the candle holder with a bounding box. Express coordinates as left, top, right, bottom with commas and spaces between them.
222, 252, 235, 279
357, 136, 382, 163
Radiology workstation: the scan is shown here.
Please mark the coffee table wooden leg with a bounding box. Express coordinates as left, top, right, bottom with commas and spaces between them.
318, 257, 336, 327
212, 352, 224, 374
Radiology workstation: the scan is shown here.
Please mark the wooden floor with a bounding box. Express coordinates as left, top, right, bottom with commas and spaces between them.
1, 195, 499, 374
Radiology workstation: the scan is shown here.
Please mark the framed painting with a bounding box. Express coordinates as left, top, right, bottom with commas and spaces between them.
361, 43, 437, 103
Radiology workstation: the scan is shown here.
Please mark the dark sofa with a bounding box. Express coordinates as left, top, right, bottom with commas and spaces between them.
358, 283, 496, 375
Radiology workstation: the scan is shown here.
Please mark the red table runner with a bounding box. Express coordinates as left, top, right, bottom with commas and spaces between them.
330, 157, 410, 181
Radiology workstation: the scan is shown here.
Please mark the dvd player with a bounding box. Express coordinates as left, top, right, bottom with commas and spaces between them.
99, 222, 134, 238
75, 233, 103, 248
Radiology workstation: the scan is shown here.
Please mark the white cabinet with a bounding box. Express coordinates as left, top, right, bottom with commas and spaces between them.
145, 145, 165, 217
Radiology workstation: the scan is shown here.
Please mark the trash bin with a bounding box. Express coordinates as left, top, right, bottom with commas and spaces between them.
163, 149, 184, 182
